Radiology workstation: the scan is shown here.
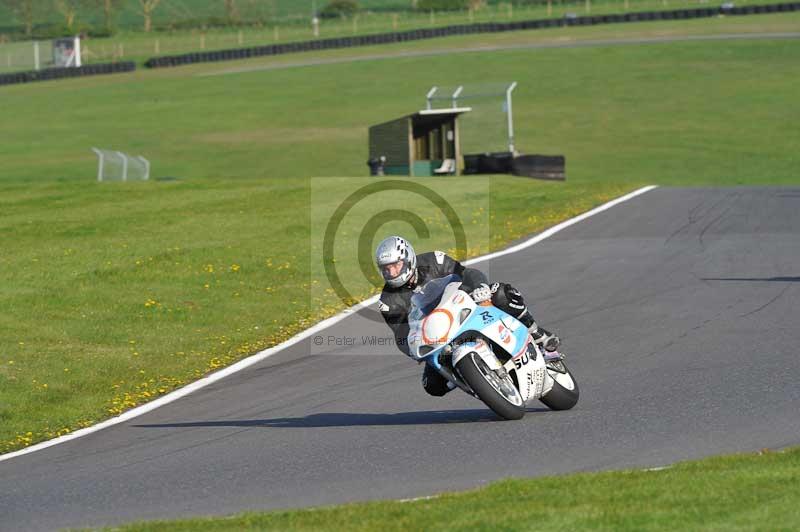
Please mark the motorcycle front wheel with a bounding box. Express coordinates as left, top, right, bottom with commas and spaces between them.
456, 351, 525, 420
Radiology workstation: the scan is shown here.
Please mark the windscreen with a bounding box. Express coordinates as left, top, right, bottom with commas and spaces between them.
409, 274, 462, 321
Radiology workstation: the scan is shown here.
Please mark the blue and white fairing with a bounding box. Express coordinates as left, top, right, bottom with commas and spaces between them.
407, 274, 550, 403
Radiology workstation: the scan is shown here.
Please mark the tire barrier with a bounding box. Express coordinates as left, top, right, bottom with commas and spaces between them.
0, 61, 135, 86
512, 154, 566, 181
463, 152, 566, 179
144, 2, 800, 68
463, 152, 515, 174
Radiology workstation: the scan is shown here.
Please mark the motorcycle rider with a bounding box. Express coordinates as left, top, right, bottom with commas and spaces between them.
375, 235, 561, 397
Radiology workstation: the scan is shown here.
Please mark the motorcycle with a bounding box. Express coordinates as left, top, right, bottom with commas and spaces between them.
407, 274, 579, 420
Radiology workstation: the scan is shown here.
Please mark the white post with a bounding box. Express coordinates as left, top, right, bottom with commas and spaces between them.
426, 86, 438, 110
73, 36, 82, 67
117, 151, 128, 181
33, 41, 40, 70
506, 82, 517, 154
137, 156, 150, 180
92, 148, 104, 181
452, 85, 463, 109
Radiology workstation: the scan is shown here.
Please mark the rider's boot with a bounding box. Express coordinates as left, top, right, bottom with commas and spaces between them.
532, 327, 561, 354
519, 311, 563, 361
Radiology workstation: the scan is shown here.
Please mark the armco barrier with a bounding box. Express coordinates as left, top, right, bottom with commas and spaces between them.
0, 61, 135, 86
144, 2, 800, 69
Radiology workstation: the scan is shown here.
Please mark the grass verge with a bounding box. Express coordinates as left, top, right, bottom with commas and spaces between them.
105, 447, 800, 531
0, 17, 798, 453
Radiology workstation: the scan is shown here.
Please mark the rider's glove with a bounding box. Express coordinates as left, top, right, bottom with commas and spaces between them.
469, 283, 493, 303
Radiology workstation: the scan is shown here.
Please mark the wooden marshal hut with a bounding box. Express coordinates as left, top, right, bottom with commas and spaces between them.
368, 107, 471, 177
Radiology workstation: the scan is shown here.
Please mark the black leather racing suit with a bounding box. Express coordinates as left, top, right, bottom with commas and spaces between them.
378, 251, 534, 397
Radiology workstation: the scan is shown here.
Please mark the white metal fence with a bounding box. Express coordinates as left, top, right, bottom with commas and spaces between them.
92, 148, 150, 182
428, 82, 519, 155
0, 37, 82, 73
0, 40, 49, 73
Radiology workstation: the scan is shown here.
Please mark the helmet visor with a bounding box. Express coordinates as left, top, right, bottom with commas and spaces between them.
380, 259, 406, 282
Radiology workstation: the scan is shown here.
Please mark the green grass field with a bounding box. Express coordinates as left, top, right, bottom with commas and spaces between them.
74, 0, 793, 66
1, 15, 798, 455
108, 447, 800, 531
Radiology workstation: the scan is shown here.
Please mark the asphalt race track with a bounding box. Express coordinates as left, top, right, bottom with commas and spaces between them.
2, 187, 799, 530
204, 32, 800, 77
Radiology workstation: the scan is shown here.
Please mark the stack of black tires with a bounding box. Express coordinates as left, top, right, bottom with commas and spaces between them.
464, 152, 565, 180
0, 62, 135, 86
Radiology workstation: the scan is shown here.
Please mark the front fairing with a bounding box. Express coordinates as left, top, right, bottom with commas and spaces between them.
461, 305, 530, 358
407, 280, 528, 361
408, 278, 475, 361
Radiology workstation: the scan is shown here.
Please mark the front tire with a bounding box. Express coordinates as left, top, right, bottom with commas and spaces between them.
540, 360, 580, 411
456, 351, 525, 420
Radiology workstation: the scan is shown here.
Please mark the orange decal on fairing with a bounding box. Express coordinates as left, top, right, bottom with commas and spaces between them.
497, 323, 513, 345
421, 308, 454, 345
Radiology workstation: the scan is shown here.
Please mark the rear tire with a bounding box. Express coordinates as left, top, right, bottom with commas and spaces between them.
540, 360, 580, 411
456, 352, 525, 420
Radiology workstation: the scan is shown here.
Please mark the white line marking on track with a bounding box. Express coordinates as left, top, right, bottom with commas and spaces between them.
0, 185, 657, 464
643, 466, 673, 472
398, 495, 440, 503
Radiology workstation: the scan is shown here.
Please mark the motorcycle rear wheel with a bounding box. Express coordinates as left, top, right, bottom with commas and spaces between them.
456, 351, 525, 420
540, 360, 580, 411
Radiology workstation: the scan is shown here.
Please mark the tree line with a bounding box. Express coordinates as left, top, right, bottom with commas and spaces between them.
2, 0, 166, 35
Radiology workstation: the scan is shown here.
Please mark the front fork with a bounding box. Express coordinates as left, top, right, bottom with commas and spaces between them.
426, 349, 473, 395
433, 339, 505, 396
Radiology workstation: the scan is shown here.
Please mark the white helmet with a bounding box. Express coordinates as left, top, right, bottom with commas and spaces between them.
375, 235, 417, 288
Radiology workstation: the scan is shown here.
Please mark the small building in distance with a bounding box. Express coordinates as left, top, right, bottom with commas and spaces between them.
368, 107, 471, 176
